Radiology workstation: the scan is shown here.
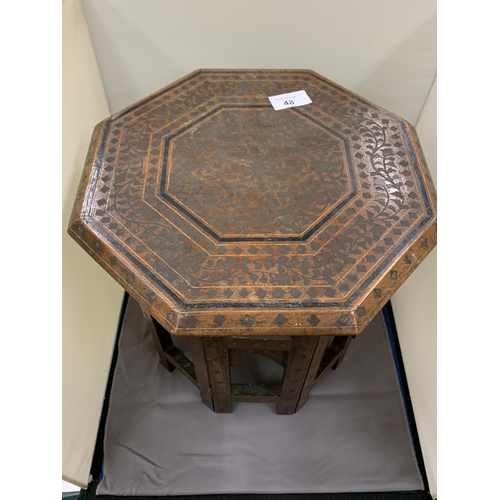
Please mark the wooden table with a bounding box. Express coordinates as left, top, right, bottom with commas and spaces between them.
68, 69, 437, 414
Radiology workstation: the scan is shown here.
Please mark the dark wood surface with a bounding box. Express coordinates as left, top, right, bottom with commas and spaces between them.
203, 337, 233, 413
276, 336, 319, 414
296, 336, 330, 412
69, 69, 436, 337
188, 338, 214, 410
146, 310, 359, 413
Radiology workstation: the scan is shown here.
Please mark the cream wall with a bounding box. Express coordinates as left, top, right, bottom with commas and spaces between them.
391, 77, 437, 499
62, 0, 123, 488
81, 0, 436, 125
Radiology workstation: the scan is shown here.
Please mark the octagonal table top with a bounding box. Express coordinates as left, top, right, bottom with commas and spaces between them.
68, 69, 437, 336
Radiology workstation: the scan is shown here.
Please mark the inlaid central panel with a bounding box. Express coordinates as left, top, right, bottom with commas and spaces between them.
162, 107, 354, 240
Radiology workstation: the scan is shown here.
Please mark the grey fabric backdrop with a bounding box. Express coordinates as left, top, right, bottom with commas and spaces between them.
97, 298, 423, 496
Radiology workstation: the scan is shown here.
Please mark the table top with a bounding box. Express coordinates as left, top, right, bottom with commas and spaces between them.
69, 69, 437, 337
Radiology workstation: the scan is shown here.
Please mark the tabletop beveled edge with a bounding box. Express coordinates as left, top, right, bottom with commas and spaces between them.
67, 69, 437, 338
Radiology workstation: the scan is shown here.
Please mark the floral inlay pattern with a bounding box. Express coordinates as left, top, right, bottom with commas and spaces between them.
69, 69, 437, 335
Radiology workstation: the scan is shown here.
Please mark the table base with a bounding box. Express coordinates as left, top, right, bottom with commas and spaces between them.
142, 307, 354, 414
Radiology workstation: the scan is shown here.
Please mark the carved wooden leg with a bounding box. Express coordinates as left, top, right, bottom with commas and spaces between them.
276, 336, 319, 415
295, 336, 330, 412
140, 306, 175, 371
203, 337, 233, 413
188, 338, 214, 411
332, 335, 354, 371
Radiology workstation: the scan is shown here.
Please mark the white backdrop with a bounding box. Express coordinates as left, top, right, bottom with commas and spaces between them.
82, 0, 436, 125
63, 1, 437, 496
392, 77, 437, 498
62, 0, 124, 488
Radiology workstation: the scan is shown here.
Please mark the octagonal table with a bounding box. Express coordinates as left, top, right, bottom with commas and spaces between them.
68, 69, 437, 414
